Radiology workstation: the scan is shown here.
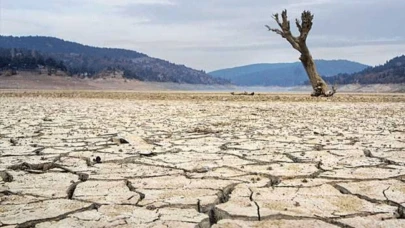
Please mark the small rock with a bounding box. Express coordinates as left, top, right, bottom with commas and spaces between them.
78, 173, 89, 182
33, 147, 45, 155
146, 205, 157, 210
93, 156, 102, 164
314, 144, 323, 151
397, 206, 405, 219
43, 117, 52, 122
139, 151, 156, 157
112, 137, 129, 145
9, 138, 17, 146
192, 165, 210, 173
34, 129, 43, 134
363, 149, 373, 157
264, 176, 281, 187
0, 171, 13, 182
316, 161, 323, 169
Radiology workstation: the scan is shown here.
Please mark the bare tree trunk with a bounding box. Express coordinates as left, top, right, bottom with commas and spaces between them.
266, 10, 336, 97
299, 47, 329, 96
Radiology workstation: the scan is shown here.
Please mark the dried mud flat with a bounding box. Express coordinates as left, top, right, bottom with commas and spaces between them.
1, 92, 405, 228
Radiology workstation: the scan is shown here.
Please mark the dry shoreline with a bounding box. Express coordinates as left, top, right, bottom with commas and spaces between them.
1, 90, 405, 102
1, 94, 405, 227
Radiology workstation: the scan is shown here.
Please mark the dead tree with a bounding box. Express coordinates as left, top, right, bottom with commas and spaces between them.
266, 10, 336, 97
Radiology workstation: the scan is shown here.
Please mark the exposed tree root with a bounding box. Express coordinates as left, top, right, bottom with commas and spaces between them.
7, 162, 89, 182
231, 92, 255, 96
8, 162, 75, 173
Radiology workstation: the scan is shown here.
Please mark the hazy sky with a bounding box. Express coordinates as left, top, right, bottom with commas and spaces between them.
1, 0, 404, 71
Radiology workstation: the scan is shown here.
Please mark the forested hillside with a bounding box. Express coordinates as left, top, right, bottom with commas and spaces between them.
0, 36, 228, 85
325, 55, 405, 84
0, 48, 67, 75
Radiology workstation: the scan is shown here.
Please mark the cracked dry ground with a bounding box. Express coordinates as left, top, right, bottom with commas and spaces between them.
1, 96, 405, 228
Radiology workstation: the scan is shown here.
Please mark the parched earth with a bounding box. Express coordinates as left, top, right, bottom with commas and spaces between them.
1, 93, 405, 228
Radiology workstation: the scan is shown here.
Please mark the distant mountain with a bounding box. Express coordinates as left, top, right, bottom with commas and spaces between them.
0, 36, 228, 85
209, 60, 370, 86
324, 55, 405, 85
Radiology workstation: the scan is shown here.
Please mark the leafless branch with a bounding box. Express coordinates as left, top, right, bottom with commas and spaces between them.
265, 25, 284, 37
272, 13, 283, 28
267, 9, 302, 51
295, 19, 302, 33
299, 10, 314, 41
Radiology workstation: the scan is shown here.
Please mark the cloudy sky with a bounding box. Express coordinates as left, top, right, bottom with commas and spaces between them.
1, 0, 404, 71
